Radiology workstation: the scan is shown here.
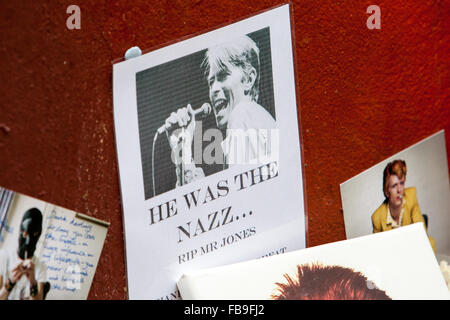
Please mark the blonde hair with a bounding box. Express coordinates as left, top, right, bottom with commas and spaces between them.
202, 35, 260, 101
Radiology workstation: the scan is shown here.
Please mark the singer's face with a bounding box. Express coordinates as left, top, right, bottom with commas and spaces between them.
208, 64, 247, 129
385, 175, 405, 208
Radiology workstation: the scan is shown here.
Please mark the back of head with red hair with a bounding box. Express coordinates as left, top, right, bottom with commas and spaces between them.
272, 263, 391, 300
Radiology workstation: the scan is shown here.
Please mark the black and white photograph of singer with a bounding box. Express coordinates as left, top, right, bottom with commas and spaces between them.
136, 28, 277, 199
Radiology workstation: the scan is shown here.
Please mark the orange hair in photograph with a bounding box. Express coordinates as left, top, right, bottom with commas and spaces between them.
271, 263, 391, 300
383, 160, 407, 199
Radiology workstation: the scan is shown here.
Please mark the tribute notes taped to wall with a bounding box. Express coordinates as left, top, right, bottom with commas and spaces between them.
38, 206, 108, 299
0, 188, 108, 300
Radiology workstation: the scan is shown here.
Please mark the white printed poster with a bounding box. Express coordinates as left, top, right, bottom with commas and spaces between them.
113, 4, 306, 299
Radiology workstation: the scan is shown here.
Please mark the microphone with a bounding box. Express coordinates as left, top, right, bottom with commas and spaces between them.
157, 103, 212, 134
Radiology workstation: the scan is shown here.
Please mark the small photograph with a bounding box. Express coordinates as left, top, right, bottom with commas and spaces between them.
136, 27, 277, 200
0, 186, 108, 300
340, 130, 450, 257
271, 263, 391, 300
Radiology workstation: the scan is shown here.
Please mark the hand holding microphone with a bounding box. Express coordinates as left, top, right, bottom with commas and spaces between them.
157, 103, 211, 135
160, 103, 211, 165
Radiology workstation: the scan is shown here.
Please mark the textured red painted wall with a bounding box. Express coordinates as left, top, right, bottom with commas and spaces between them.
0, 1, 448, 299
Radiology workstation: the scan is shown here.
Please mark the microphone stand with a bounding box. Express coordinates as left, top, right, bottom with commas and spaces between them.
152, 131, 159, 198
179, 128, 186, 187
152, 127, 187, 198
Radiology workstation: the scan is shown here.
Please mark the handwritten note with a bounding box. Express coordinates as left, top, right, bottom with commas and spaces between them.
0, 191, 109, 300
37, 205, 108, 300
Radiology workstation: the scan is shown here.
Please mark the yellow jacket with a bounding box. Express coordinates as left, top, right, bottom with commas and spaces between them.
371, 187, 436, 252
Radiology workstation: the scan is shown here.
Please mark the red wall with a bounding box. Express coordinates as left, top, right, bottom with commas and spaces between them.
0, 1, 448, 299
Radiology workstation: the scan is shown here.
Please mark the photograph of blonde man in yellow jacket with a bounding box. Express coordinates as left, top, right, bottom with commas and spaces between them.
371, 160, 436, 253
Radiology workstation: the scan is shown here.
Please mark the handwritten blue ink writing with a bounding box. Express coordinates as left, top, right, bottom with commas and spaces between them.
55, 226, 69, 236
40, 211, 103, 298
61, 247, 86, 257
62, 275, 84, 284
51, 214, 67, 222
58, 236, 78, 246
44, 244, 58, 252
84, 233, 95, 240
45, 233, 56, 241
54, 255, 81, 265
51, 283, 77, 292
72, 231, 83, 238
69, 219, 93, 233
48, 266, 62, 272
